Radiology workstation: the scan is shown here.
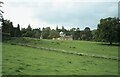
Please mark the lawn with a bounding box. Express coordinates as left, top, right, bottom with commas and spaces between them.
2, 41, 118, 75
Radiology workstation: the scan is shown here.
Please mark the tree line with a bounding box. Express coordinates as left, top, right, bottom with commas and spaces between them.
1, 17, 120, 45
0, 1, 120, 45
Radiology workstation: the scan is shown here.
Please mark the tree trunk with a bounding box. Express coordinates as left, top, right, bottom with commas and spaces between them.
109, 35, 112, 45
109, 42, 112, 45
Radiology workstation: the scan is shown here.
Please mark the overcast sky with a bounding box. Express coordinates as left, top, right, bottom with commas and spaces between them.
2, 0, 119, 30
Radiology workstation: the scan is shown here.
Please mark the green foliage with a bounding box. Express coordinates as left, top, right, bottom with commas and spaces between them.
41, 27, 51, 39
24, 30, 33, 37
2, 19, 21, 40
48, 29, 59, 39
21, 25, 41, 38
80, 27, 92, 41
32, 28, 41, 38
2, 20, 12, 34
91, 29, 99, 41
97, 17, 119, 44
21, 28, 27, 36
14, 24, 21, 37
62, 26, 65, 32
2, 16, 120, 43
70, 28, 80, 40
27, 24, 32, 31
34, 30, 41, 38
24, 25, 33, 37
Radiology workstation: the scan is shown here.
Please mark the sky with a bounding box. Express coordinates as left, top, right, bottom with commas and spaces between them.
1, 0, 119, 30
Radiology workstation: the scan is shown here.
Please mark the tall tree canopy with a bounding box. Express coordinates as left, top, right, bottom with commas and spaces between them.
71, 28, 80, 40
41, 27, 51, 39
48, 29, 59, 39
97, 17, 119, 45
82, 27, 92, 40
2, 19, 22, 41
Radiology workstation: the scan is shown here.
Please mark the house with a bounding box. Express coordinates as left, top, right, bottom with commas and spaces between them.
53, 31, 73, 40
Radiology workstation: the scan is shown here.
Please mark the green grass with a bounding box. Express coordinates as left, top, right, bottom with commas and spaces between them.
7, 37, 118, 57
2, 43, 118, 75
38, 39, 118, 57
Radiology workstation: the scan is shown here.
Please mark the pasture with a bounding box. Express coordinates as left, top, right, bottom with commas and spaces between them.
2, 38, 119, 75
7, 37, 118, 57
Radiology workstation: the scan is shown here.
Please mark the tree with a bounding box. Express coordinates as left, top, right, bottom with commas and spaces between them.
2, 19, 11, 39
83, 27, 92, 40
10, 22, 14, 37
91, 29, 99, 41
21, 28, 27, 37
71, 27, 80, 40
56, 25, 58, 31
97, 17, 119, 45
48, 29, 59, 39
1, 19, 17, 40
55, 25, 61, 32
116, 18, 120, 44
32, 28, 41, 38
25, 24, 32, 37
62, 26, 66, 32
27, 24, 32, 31
21, 24, 33, 37
14, 24, 21, 37
25, 31, 33, 37
41, 27, 51, 39
80, 27, 92, 41
2, 20, 15, 36
2, 19, 22, 37
34, 30, 40, 38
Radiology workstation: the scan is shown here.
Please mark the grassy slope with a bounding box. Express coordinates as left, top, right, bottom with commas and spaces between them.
2, 43, 118, 75
8, 37, 118, 57
38, 39, 118, 57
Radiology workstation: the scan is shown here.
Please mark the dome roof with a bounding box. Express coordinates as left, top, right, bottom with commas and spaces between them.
60, 31, 63, 34
59, 31, 64, 36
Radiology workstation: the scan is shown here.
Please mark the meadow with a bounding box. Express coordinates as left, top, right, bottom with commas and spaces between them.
7, 37, 118, 57
2, 37, 119, 75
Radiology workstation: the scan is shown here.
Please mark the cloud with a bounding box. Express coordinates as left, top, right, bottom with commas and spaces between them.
35, 2, 118, 29
2, 0, 118, 30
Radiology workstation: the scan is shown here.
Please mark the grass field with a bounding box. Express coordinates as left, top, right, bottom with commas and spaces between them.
2, 38, 119, 75
7, 37, 118, 57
